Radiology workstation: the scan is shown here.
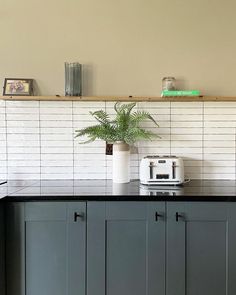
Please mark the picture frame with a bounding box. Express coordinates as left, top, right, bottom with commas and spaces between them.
3, 78, 34, 96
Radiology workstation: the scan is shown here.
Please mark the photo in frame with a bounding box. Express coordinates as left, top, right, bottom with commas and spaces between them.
3, 78, 34, 96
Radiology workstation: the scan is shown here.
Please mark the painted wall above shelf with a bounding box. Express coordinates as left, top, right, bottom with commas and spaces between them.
1, 95, 236, 102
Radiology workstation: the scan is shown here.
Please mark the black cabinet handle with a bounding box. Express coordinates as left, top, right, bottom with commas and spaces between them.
175, 212, 183, 222
155, 212, 163, 221
74, 212, 83, 222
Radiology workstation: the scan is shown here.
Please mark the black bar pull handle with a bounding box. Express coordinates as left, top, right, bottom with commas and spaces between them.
155, 212, 163, 221
74, 212, 83, 222
175, 212, 183, 222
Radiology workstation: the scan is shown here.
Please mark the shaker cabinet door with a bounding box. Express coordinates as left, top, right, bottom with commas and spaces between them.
6, 202, 86, 295
25, 202, 86, 295
166, 202, 236, 295
87, 201, 166, 295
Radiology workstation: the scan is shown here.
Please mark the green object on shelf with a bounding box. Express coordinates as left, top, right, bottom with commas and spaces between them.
161, 90, 200, 97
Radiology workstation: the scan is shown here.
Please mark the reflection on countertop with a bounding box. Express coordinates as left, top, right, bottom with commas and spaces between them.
1, 179, 236, 201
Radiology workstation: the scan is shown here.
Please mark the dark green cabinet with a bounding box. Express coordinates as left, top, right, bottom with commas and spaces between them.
167, 202, 236, 295
87, 202, 166, 295
0, 203, 5, 295
6, 202, 86, 295
5, 201, 236, 295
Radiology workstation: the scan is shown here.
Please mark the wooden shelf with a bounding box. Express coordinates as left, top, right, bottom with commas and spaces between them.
1, 95, 236, 102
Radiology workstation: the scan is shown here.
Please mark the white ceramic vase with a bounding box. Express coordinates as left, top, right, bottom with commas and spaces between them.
112, 141, 130, 183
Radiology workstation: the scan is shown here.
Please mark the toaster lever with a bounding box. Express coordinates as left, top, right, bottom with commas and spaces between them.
172, 161, 176, 179
149, 161, 154, 179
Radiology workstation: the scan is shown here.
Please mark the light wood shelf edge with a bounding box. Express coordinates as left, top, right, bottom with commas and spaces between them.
1, 95, 236, 102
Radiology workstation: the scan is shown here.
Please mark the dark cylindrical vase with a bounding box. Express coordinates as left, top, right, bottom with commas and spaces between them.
65, 62, 82, 96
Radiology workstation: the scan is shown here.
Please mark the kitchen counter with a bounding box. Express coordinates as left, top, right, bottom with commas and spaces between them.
2, 179, 236, 201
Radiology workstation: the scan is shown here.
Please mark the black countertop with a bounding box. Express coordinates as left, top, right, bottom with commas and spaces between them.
1, 179, 236, 201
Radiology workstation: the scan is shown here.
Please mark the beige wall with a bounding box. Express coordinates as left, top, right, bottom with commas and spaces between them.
0, 0, 235, 96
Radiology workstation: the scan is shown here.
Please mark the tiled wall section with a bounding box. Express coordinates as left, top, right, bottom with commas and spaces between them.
0, 100, 236, 180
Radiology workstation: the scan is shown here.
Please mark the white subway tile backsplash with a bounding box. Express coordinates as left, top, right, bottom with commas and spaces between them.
8, 166, 40, 174
203, 134, 235, 140
171, 102, 203, 108
8, 154, 40, 160
41, 167, 73, 174
204, 121, 236, 128
6, 114, 39, 121
73, 101, 105, 108
202, 174, 235, 180
8, 173, 40, 180
171, 141, 202, 148
41, 127, 73, 134
164, 154, 203, 160
203, 160, 235, 167
7, 128, 40, 134
41, 141, 73, 147
74, 153, 105, 161
40, 121, 73, 128
7, 141, 39, 147
6, 108, 39, 114
171, 108, 202, 115
184, 160, 203, 167
40, 114, 72, 121
138, 102, 170, 108
40, 108, 73, 114
40, 101, 72, 108
8, 160, 40, 167
171, 147, 202, 154
41, 160, 74, 167
203, 166, 235, 174
41, 174, 73, 180
6, 101, 39, 107
7, 120, 39, 127
7, 147, 40, 154
204, 108, 236, 114
204, 127, 235, 134
204, 102, 236, 108
139, 140, 170, 148
41, 147, 73, 154
171, 134, 202, 141
204, 147, 235, 154
41, 154, 73, 160
204, 114, 236, 121
7, 134, 39, 141
204, 141, 235, 148
204, 154, 235, 161
1, 100, 236, 180
171, 121, 203, 128
171, 128, 202, 135
171, 115, 203, 122
0, 154, 7, 161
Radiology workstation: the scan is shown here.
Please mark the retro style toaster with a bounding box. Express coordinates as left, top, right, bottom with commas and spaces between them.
140, 156, 185, 185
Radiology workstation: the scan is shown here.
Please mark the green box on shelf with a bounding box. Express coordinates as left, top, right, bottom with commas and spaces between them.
161, 90, 200, 97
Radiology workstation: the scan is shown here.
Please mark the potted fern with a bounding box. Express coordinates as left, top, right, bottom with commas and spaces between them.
75, 102, 159, 183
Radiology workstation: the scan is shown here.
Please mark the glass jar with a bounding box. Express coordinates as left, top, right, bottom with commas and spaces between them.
65, 62, 82, 96
162, 77, 176, 91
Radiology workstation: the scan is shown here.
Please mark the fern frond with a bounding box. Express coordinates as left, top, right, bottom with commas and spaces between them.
90, 110, 110, 124
114, 102, 136, 115
131, 111, 159, 126
124, 127, 159, 144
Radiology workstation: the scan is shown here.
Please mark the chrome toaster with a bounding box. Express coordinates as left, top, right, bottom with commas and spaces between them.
140, 156, 184, 185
